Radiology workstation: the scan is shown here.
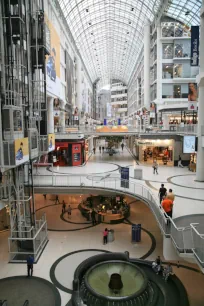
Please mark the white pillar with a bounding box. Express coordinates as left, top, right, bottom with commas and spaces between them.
163, 114, 169, 130
60, 100, 65, 133
76, 57, 82, 110
47, 97, 54, 134
196, 2, 204, 181
156, 25, 162, 123
144, 23, 150, 110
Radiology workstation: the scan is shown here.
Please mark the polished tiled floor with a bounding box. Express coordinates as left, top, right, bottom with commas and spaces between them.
0, 147, 204, 306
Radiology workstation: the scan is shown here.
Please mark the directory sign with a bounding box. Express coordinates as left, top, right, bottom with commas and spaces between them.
121, 167, 129, 188
183, 136, 196, 154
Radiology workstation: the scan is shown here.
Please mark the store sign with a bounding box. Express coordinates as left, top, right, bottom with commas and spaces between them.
191, 26, 199, 66
188, 101, 197, 111
137, 141, 154, 145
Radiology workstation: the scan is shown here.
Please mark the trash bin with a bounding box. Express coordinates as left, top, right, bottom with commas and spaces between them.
132, 224, 141, 242
108, 229, 115, 243
134, 169, 143, 180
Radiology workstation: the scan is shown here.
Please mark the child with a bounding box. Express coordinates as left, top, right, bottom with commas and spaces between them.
103, 228, 108, 244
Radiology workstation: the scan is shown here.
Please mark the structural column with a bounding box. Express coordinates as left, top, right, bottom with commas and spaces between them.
196, 1, 204, 181
60, 100, 65, 133
144, 22, 150, 110
47, 97, 54, 134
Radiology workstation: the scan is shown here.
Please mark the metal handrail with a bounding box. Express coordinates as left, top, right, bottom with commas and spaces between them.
32, 173, 204, 266
54, 124, 198, 135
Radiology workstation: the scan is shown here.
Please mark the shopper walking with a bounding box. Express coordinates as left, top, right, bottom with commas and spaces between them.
158, 184, 167, 203
121, 143, 124, 151
102, 146, 105, 153
27, 255, 34, 277
55, 195, 60, 205
162, 196, 173, 218
103, 228, 108, 245
93, 147, 96, 154
43, 194, 46, 199
99, 146, 101, 153
153, 160, 159, 174
62, 200, 66, 213
0, 169, 2, 184
67, 205, 72, 218
167, 189, 175, 202
178, 155, 184, 168
91, 209, 96, 225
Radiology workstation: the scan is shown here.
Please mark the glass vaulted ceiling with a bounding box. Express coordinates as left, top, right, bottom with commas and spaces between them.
58, 0, 202, 85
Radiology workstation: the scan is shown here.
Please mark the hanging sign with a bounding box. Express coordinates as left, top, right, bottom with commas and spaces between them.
191, 26, 199, 66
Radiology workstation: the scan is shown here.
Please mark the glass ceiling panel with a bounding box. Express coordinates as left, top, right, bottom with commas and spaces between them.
165, 0, 202, 26
58, 0, 202, 85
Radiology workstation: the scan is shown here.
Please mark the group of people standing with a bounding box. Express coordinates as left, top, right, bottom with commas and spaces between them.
152, 256, 173, 282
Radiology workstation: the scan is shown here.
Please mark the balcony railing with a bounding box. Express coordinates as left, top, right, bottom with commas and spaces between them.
54, 124, 198, 135
32, 174, 204, 270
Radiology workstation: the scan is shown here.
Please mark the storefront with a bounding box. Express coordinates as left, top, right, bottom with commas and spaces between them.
52, 139, 86, 166
135, 139, 174, 165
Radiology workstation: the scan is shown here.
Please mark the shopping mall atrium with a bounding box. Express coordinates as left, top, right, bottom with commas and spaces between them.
1, 0, 204, 305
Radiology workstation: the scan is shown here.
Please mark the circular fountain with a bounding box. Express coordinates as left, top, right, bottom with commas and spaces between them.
80, 260, 150, 305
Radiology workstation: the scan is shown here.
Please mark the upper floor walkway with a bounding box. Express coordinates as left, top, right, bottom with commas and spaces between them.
54, 124, 198, 137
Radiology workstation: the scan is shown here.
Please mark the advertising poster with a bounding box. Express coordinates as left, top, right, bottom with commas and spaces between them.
191, 26, 199, 67
45, 16, 61, 97
48, 133, 55, 152
15, 138, 29, 165
183, 136, 196, 154
66, 51, 74, 104
53, 98, 60, 110
188, 83, 198, 111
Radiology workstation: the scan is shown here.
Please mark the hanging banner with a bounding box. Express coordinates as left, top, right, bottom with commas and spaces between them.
191, 26, 199, 66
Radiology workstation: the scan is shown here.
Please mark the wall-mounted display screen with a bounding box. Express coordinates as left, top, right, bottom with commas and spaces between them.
183, 136, 196, 153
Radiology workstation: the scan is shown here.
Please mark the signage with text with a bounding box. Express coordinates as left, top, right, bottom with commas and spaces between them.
191, 26, 199, 66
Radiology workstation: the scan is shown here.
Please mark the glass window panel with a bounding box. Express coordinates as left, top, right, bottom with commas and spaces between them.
162, 84, 173, 98
162, 64, 173, 79
162, 44, 174, 59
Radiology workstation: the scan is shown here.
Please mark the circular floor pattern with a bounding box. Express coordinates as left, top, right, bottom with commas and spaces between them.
168, 174, 204, 190
0, 276, 61, 306
36, 204, 94, 231
50, 249, 110, 294
46, 162, 120, 175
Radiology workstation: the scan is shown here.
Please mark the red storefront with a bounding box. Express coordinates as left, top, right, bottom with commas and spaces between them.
54, 140, 85, 166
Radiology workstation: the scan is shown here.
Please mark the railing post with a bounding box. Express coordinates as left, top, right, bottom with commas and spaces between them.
182, 229, 185, 253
